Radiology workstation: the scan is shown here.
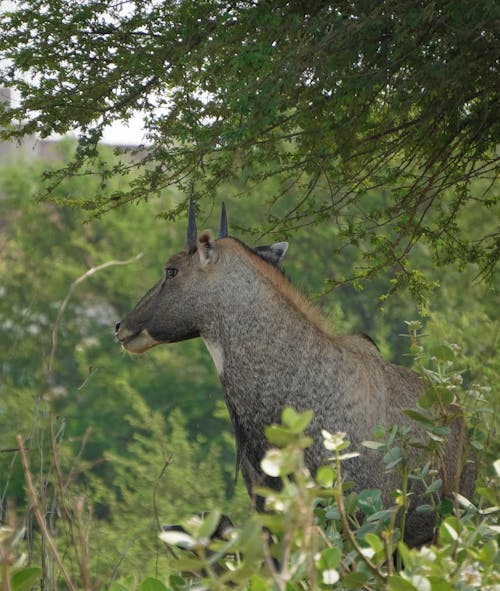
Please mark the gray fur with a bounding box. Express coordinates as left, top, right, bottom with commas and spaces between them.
116, 214, 474, 547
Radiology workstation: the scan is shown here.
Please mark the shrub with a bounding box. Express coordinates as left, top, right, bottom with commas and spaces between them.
154, 327, 499, 590
2, 329, 498, 590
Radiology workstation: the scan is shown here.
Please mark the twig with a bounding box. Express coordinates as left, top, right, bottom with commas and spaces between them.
334, 454, 387, 583
73, 497, 92, 591
335, 487, 386, 582
49, 417, 90, 589
152, 457, 179, 560
1, 556, 12, 591
16, 435, 78, 591
152, 456, 173, 533
108, 538, 134, 586
261, 530, 284, 591
47, 253, 143, 377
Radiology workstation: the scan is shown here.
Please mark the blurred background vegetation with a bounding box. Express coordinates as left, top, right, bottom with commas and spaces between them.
0, 142, 498, 585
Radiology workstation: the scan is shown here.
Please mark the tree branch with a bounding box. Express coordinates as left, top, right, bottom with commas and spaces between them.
47, 253, 143, 378
16, 435, 78, 591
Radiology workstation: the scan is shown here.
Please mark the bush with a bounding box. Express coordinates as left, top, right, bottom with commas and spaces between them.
2, 328, 498, 590
150, 328, 499, 591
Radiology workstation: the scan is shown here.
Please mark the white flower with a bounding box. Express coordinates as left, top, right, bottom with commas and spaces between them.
322, 430, 347, 451
159, 530, 196, 550
322, 569, 340, 585
261, 449, 283, 477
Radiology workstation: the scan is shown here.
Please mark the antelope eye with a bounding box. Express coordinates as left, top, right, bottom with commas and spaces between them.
165, 267, 178, 278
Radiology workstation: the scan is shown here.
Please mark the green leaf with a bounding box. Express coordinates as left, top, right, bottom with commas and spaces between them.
418, 392, 435, 409
198, 510, 222, 541
402, 409, 433, 426
281, 407, 313, 433
364, 532, 383, 554
342, 480, 356, 493
281, 406, 300, 426
439, 518, 460, 543
249, 575, 268, 591
344, 492, 359, 515
325, 505, 340, 520
362, 440, 385, 450
479, 539, 498, 564
265, 425, 295, 447
425, 479, 442, 494
260, 512, 285, 533
383, 446, 402, 469
168, 575, 187, 589
426, 431, 445, 442
476, 486, 498, 505
138, 578, 168, 591
427, 577, 454, 591
317, 546, 341, 570
174, 556, 206, 573
387, 426, 399, 447
431, 344, 456, 362
316, 465, 335, 487
237, 516, 264, 562
387, 575, 418, 591
416, 504, 435, 514
366, 509, 393, 524
437, 388, 455, 405
342, 571, 369, 589
358, 489, 383, 516
11, 567, 42, 591
437, 498, 454, 517
338, 451, 360, 461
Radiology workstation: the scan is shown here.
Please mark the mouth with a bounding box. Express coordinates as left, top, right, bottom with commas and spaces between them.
120, 331, 140, 346
116, 326, 161, 354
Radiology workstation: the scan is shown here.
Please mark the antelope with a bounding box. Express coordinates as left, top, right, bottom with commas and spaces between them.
115, 201, 474, 546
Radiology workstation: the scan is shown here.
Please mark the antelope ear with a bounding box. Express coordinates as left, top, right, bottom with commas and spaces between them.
254, 242, 288, 266
198, 230, 218, 266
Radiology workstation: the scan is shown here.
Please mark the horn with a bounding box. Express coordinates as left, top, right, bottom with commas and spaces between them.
218, 202, 228, 238
185, 197, 198, 253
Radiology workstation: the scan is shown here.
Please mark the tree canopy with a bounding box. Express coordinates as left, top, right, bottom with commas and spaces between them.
0, 0, 498, 286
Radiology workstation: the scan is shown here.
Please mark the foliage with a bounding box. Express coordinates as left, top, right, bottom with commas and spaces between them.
0, 152, 498, 588
0, 154, 249, 586
145, 400, 497, 590
148, 329, 498, 590
0, 1, 498, 287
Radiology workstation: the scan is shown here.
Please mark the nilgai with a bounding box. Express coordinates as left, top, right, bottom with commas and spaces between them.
116, 201, 474, 546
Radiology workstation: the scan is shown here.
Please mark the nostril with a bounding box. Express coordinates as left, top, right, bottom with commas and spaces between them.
115, 321, 121, 334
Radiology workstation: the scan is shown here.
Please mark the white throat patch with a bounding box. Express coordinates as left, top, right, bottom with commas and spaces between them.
202, 338, 224, 377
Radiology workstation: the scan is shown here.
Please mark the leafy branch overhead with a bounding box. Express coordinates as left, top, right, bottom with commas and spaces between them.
0, 1, 498, 284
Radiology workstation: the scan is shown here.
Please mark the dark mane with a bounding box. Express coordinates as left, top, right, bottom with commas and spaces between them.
224, 237, 332, 337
